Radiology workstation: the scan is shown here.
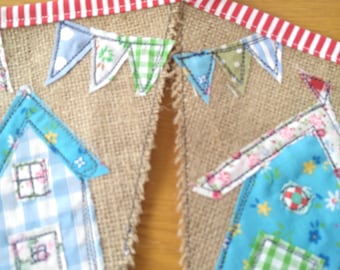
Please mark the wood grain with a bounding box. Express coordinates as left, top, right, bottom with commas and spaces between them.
0, 1, 339, 269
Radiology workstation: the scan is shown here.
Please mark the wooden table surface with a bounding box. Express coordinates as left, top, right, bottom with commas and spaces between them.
2, 0, 340, 269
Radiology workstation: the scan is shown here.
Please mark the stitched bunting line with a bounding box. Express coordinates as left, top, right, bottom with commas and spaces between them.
193, 72, 340, 199
0, 0, 338, 65
0, 32, 12, 92
46, 21, 175, 95
173, 33, 283, 103
185, 0, 340, 64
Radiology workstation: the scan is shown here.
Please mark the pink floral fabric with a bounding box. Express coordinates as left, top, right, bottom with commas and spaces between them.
0, 33, 12, 92
194, 80, 340, 199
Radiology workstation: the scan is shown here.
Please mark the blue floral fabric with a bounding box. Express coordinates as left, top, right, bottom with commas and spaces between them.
173, 51, 215, 104
216, 135, 340, 270
0, 86, 108, 180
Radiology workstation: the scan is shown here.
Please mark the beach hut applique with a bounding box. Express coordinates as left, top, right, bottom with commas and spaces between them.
0, 86, 108, 269
194, 72, 340, 270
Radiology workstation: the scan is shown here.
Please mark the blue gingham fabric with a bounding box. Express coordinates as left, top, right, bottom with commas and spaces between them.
241, 33, 283, 83
173, 51, 215, 104
0, 87, 108, 269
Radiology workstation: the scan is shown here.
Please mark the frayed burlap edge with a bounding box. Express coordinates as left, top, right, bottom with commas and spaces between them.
169, 3, 193, 269
123, 55, 172, 270
123, 67, 164, 268
123, 5, 180, 269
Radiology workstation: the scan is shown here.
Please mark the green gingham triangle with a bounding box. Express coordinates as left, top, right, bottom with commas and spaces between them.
119, 36, 175, 96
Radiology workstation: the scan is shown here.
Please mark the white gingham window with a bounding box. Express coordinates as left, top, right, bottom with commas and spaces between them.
12, 159, 50, 200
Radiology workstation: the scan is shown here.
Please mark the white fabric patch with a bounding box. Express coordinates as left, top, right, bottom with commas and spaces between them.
12, 159, 50, 201
60, 27, 74, 41
54, 57, 67, 71
90, 28, 129, 92
8, 225, 67, 270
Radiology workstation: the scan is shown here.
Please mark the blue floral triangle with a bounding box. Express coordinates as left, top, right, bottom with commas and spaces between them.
241, 34, 283, 83
46, 21, 93, 85
174, 51, 215, 104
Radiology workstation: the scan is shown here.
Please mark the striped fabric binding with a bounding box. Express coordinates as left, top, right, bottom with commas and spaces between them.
0, 0, 339, 64
185, 0, 340, 64
0, 0, 180, 29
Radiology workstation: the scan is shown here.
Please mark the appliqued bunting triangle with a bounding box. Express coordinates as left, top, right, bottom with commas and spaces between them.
173, 33, 284, 103
119, 36, 175, 96
298, 69, 332, 104
0, 33, 12, 92
241, 33, 283, 83
214, 43, 251, 96
174, 51, 215, 104
46, 21, 175, 96
46, 21, 93, 85
90, 29, 129, 93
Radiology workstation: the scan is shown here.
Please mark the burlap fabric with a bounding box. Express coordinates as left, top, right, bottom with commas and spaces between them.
0, 5, 176, 269
172, 4, 340, 270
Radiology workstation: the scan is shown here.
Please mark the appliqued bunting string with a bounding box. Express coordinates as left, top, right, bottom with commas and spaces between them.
173, 33, 283, 103
299, 69, 332, 104
46, 21, 175, 95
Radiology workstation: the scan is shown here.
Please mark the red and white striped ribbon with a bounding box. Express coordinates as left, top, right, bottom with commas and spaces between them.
0, 0, 180, 29
0, 0, 338, 64
185, 0, 340, 64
